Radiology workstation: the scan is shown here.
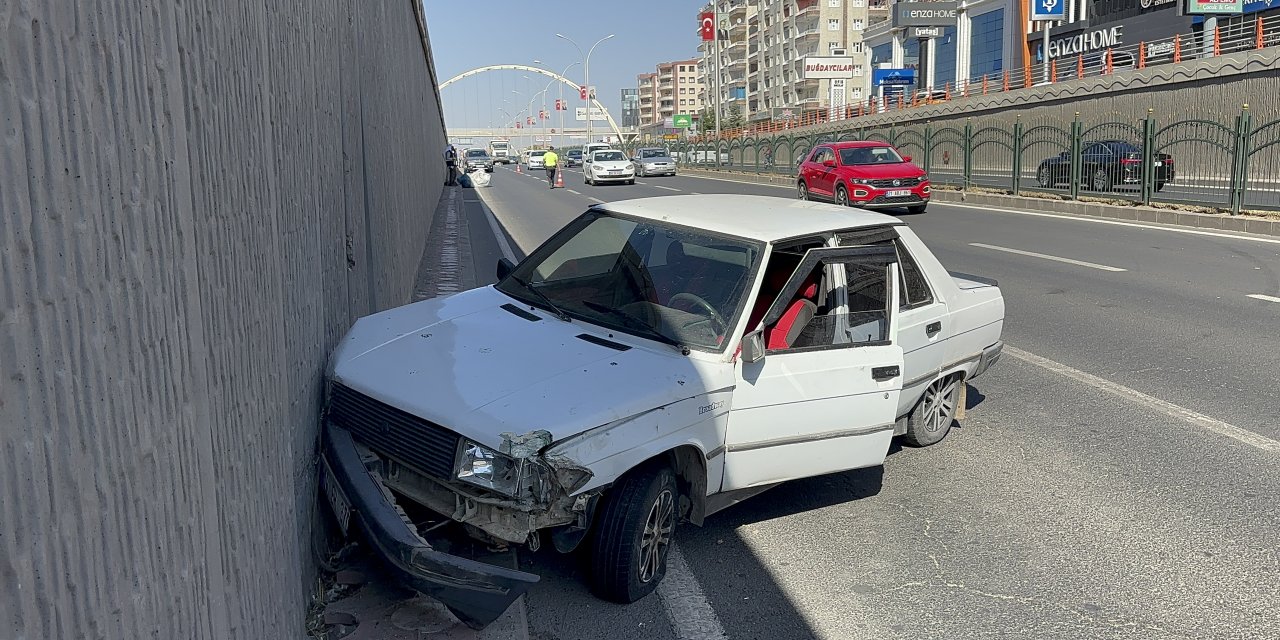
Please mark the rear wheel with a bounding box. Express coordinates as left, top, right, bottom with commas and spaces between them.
798, 181, 809, 200
627, 179, 635, 185
835, 186, 851, 207
589, 466, 678, 603
903, 376, 961, 447
1036, 165, 1052, 188
1091, 168, 1112, 192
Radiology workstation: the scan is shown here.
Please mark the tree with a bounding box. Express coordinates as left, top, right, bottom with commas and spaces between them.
697, 105, 746, 132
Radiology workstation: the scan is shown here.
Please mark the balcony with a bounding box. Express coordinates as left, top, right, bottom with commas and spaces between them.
794, 0, 819, 19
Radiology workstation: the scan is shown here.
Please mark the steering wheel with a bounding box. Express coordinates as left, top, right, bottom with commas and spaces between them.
669, 292, 727, 335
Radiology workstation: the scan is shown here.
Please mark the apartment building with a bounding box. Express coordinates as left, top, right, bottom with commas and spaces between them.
698, 0, 871, 123
636, 59, 704, 138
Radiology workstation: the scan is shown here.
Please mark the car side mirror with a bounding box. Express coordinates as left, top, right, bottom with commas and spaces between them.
496, 257, 515, 281
901, 155, 912, 163
741, 328, 766, 363
823, 159, 836, 168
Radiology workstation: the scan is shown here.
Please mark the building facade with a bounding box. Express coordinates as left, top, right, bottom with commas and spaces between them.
620, 88, 641, 129
698, 0, 873, 124
636, 59, 704, 139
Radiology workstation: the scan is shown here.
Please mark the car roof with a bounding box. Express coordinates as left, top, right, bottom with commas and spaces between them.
598, 195, 902, 242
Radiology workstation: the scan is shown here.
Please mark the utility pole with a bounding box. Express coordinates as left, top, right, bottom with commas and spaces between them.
714, 3, 722, 141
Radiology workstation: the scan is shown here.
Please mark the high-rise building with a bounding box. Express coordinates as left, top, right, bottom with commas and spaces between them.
699, 0, 871, 124
621, 88, 641, 128
637, 72, 658, 125
636, 59, 705, 138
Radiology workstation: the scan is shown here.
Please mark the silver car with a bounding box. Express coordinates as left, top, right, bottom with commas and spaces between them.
632, 148, 677, 177
464, 148, 494, 173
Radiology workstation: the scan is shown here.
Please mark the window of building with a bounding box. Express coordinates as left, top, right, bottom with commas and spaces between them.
969, 9, 1005, 80
852, 18, 863, 30
871, 42, 892, 66
934, 26, 958, 88
829, 41, 842, 52
828, 18, 840, 31
829, 0, 841, 6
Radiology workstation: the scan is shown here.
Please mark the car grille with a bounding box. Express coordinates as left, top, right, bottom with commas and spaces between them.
864, 177, 921, 188
871, 194, 923, 204
327, 382, 460, 479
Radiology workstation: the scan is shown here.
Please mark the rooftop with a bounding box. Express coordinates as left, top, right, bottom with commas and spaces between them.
596, 195, 902, 242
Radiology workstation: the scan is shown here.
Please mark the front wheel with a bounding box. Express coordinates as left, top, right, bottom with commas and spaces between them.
1091, 168, 1112, 192
903, 375, 961, 447
589, 466, 679, 603
586, 175, 593, 185
835, 186, 851, 207
798, 181, 810, 200
1155, 181, 1166, 192
1036, 165, 1052, 188
627, 179, 635, 185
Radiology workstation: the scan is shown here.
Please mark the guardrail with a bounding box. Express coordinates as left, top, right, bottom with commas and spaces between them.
634, 105, 1280, 215
697, 14, 1280, 139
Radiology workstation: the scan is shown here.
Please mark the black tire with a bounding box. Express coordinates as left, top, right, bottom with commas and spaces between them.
1155, 181, 1166, 192
586, 176, 593, 186
588, 466, 678, 603
627, 179, 635, 185
1091, 168, 1112, 192
835, 185, 850, 207
903, 375, 961, 447
798, 180, 809, 200
907, 204, 927, 215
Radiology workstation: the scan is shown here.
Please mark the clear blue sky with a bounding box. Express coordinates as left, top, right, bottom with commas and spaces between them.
424, 1, 704, 134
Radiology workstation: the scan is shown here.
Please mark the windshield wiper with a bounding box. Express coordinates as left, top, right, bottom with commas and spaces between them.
508, 275, 571, 322
582, 301, 682, 349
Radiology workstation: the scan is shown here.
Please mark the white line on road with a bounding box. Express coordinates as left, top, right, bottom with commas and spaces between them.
941, 202, 1280, 246
1247, 293, 1280, 303
475, 191, 517, 263
657, 545, 729, 640
587, 197, 605, 204
652, 185, 682, 192
689, 192, 703, 195
969, 243, 1127, 272
1006, 346, 1280, 453
566, 189, 582, 195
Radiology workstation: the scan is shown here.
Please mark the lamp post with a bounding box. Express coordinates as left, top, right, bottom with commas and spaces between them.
557, 61, 581, 149
557, 33, 615, 148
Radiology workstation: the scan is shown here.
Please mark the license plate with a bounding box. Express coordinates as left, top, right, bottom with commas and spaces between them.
609, 169, 623, 174
887, 189, 911, 197
1154, 161, 1163, 167
322, 461, 352, 535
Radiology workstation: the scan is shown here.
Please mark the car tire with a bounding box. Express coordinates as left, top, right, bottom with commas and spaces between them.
588, 465, 678, 603
907, 204, 927, 215
1155, 181, 1166, 192
798, 180, 809, 201
1036, 165, 1052, 188
1091, 168, 1112, 192
586, 176, 593, 186
903, 375, 961, 447
627, 179, 635, 185
835, 185, 851, 207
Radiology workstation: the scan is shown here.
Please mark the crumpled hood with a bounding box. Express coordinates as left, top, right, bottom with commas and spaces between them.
331, 287, 728, 450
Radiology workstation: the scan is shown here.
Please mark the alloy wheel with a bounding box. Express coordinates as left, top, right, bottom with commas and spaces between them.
637, 488, 674, 583
921, 377, 959, 434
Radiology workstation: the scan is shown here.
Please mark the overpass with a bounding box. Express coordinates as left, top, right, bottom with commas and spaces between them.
448, 127, 642, 142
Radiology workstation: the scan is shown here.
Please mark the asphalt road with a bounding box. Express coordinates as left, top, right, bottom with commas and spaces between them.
458, 165, 1279, 640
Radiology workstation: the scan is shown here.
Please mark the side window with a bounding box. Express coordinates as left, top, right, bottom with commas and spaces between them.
807, 147, 824, 163
1083, 143, 1106, 157
895, 240, 934, 309
764, 254, 892, 352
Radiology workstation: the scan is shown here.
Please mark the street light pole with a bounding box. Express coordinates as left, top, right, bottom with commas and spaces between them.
558, 62, 580, 149
557, 33, 615, 149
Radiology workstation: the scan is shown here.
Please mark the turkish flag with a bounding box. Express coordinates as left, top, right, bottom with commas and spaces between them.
700, 12, 714, 41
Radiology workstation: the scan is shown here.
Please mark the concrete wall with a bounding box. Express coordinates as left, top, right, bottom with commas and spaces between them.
0, 1, 446, 638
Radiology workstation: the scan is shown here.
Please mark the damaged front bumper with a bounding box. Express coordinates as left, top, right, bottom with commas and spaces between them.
320, 424, 539, 629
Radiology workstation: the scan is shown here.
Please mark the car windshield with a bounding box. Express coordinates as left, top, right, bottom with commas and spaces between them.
568, 150, 582, 157
466, 150, 486, 157
594, 151, 625, 162
496, 211, 763, 352
640, 150, 667, 158
530, 151, 546, 157
839, 146, 904, 165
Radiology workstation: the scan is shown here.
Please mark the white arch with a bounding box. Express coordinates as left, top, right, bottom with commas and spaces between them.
440, 64, 625, 142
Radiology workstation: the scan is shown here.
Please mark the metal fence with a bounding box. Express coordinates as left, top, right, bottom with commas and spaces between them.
687, 13, 1280, 139
634, 106, 1280, 214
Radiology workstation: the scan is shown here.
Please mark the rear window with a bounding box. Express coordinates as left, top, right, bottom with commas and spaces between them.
529, 150, 546, 157
466, 150, 486, 157
640, 149, 667, 158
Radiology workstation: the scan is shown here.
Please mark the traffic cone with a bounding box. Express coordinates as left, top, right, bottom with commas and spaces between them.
515, 161, 522, 174
554, 163, 565, 189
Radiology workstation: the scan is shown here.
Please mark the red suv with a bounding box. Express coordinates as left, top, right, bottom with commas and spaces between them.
797, 141, 931, 214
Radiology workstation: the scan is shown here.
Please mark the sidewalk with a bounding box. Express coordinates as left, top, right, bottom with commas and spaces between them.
312, 185, 528, 640
678, 167, 1280, 238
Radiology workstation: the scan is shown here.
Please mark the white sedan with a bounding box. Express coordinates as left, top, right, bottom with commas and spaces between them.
319, 195, 1004, 627
525, 150, 547, 170
584, 149, 635, 185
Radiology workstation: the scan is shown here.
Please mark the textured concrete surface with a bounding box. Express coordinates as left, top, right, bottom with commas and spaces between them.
0, 1, 446, 638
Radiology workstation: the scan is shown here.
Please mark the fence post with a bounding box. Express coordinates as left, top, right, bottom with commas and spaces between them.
1024, 65, 1031, 89
1003, 70, 1010, 92
1069, 114, 1083, 200
923, 122, 933, 175
1257, 16, 1265, 50
1174, 35, 1182, 63
1106, 49, 1114, 74
1077, 54, 1084, 79
1138, 42, 1147, 69
1230, 104, 1252, 215
1214, 26, 1221, 56
983, 74, 989, 95
963, 119, 973, 191
889, 125, 899, 146
1050, 59, 1057, 83
1012, 116, 1024, 196
1140, 108, 1156, 206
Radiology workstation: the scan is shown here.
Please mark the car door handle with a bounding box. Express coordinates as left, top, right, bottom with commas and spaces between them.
926, 321, 942, 336
872, 365, 900, 381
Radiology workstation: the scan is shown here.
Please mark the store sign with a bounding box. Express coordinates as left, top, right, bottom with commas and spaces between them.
910, 26, 944, 38
1139, 0, 1178, 8
873, 68, 916, 86
1046, 25, 1125, 58
672, 114, 692, 128
803, 56, 857, 78
894, 1, 959, 27
1186, 0, 1244, 12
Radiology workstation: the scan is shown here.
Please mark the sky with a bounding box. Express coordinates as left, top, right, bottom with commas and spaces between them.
424, 1, 705, 137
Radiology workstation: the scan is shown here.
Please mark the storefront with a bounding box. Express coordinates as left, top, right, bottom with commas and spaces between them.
1026, 0, 1195, 72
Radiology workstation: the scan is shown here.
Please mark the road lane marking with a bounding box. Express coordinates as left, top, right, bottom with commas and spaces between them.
475, 191, 517, 263
689, 192, 703, 195
566, 189, 582, 195
652, 185, 682, 192
1247, 293, 1280, 303
1006, 346, 1280, 453
657, 545, 728, 640
587, 197, 605, 204
969, 243, 1127, 272
941, 202, 1280, 246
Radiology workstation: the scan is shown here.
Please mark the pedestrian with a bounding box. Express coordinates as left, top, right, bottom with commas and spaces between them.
543, 149, 559, 189
444, 144, 458, 186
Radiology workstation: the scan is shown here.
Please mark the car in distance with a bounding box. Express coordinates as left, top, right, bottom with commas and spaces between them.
584, 149, 635, 185
797, 141, 931, 214
319, 194, 1004, 628
463, 148, 494, 173
525, 149, 548, 171
1036, 140, 1175, 192
632, 148, 677, 177
564, 149, 584, 167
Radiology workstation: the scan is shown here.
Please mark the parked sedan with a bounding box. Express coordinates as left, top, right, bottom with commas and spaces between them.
464, 148, 494, 173
319, 194, 1004, 628
797, 141, 931, 214
1036, 140, 1175, 192
632, 147, 677, 177
584, 149, 635, 185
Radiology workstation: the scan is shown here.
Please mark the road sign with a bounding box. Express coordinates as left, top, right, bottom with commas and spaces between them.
1031, 0, 1067, 20
873, 68, 916, 86
672, 114, 692, 128
1185, 0, 1244, 12
575, 107, 608, 122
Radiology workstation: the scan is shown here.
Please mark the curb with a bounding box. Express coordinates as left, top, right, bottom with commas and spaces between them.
678, 168, 1280, 239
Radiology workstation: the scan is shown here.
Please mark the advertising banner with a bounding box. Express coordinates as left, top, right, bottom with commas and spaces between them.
673, 114, 692, 128
803, 57, 857, 79
1186, 0, 1244, 12
872, 68, 916, 86
895, 2, 959, 27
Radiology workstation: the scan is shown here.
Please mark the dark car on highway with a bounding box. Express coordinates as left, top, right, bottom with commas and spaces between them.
563, 149, 583, 167
1036, 140, 1174, 192
464, 148, 494, 173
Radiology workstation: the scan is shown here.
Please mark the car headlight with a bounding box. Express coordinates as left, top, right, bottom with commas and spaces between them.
455, 440, 554, 500
592, 165, 604, 171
